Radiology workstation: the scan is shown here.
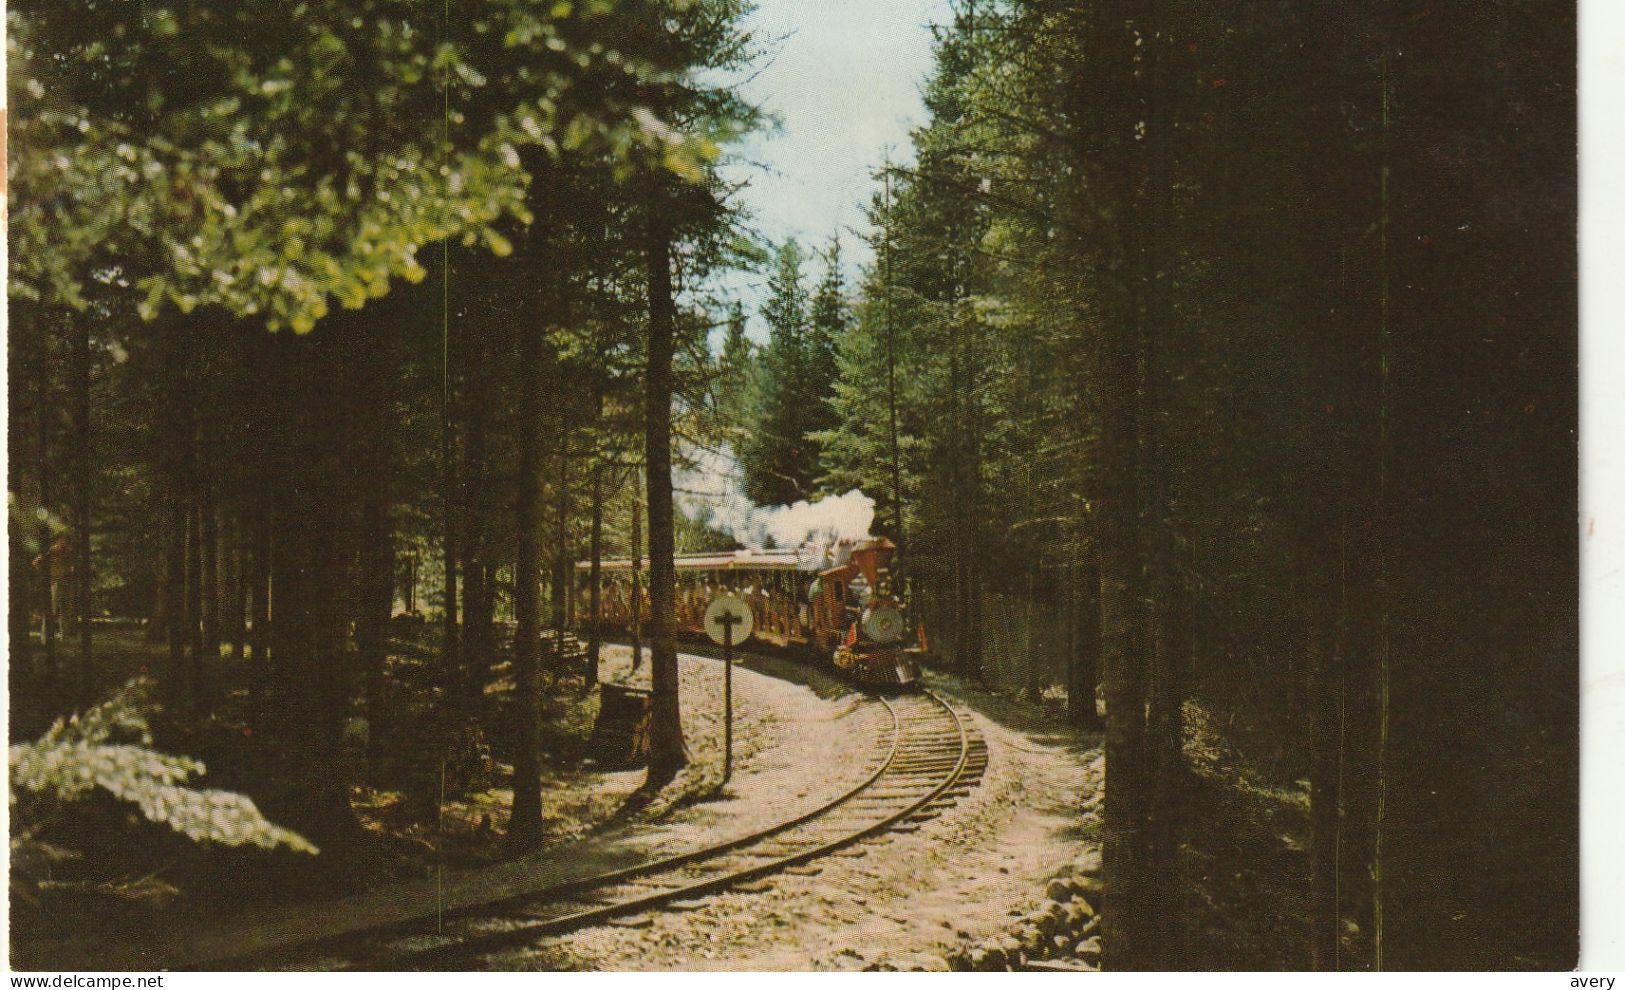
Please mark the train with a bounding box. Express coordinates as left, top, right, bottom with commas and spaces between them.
576, 536, 927, 689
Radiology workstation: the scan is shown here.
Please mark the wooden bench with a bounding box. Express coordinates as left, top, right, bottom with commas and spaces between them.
587, 681, 651, 767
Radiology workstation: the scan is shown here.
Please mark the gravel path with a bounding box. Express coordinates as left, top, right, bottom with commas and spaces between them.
19, 646, 1099, 972
575, 645, 889, 861
478, 665, 1103, 972
13, 646, 883, 971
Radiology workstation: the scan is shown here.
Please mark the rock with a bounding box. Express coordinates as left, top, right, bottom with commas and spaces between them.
1074, 936, 1102, 962
1072, 874, 1105, 900
980, 945, 1007, 971
1072, 847, 1103, 875
965, 947, 988, 971
914, 954, 952, 972
1067, 895, 1097, 922
1046, 878, 1073, 902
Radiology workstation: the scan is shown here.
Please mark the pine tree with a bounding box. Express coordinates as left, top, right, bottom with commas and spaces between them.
805, 238, 847, 450
817, 187, 917, 546
742, 239, 817, 505
714, 300, 756, 436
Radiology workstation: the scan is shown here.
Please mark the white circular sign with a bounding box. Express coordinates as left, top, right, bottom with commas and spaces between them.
704, 594, 754, 646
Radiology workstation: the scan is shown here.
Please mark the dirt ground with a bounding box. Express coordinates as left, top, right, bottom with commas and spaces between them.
476, 666, 1104, 972
13, 638, 1105, 972
363, 643, 884, 864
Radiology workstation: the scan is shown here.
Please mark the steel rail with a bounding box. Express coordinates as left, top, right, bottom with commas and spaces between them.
216, 670, 980, 972
366, 689, 975, 970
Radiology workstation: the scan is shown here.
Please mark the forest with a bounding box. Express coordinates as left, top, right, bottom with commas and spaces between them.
8, 0, 1577, 972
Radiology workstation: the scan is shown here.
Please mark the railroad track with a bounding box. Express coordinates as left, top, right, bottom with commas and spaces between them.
257, 687, 987, 971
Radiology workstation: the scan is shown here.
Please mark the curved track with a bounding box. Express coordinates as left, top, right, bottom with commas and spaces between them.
257, 687, 986, 971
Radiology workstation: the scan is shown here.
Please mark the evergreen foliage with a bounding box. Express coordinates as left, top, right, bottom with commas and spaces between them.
740, 238, 850, 507
4, 0, 1576, 971
10, 679, 317, 854
740, 239, 813, 505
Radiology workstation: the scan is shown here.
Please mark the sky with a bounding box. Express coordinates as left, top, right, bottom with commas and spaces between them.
714, 0, 944, 336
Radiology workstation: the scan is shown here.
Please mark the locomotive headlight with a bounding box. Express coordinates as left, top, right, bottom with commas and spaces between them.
862, 605, 905, 644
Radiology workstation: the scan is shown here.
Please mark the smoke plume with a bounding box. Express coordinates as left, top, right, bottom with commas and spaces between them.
675, 443, 875, 556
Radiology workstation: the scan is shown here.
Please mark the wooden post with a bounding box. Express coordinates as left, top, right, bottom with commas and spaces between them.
717, 608, 742, 784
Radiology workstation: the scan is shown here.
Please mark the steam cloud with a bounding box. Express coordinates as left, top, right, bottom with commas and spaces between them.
675, 443, 876, 555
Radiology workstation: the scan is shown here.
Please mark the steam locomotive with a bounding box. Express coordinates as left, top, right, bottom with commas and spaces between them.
578, 536, 926, 689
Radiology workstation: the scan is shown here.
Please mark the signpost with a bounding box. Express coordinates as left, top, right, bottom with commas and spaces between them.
703, 594, 753, 784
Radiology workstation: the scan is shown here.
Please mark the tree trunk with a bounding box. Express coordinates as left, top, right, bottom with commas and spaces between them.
631, 471, 643, 671
36, 324, 58, 684
158, 317, 194, 710
1096, 126, 1152, 985
1069, 544, 1104, 731
187, 501, 205, 711
460, 331, 492, 714
1095, 489, 1149, 970
248, 496, 272, 724
1307, 584, 1341, 968
587, 462, 604, 685
644, 230, 686, 782
960, 302, 985, 681
946, 330, 970, 674
165, 491, 187, 703
9, 310, 35, 675
243, 325, 273, 729
881, 173, 906, 552
73, 315, 93, 704
231, 519, 248, 660
553, 448, 571, 664
509, 320, 546, 843
442, 326, 461, 688
256, 327, 363, 852
201, 478, 221, 668
357, 362, 395, 784
9, 528, 32, 682
1136, 12, 1185, 967
358, 497, 392, 777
